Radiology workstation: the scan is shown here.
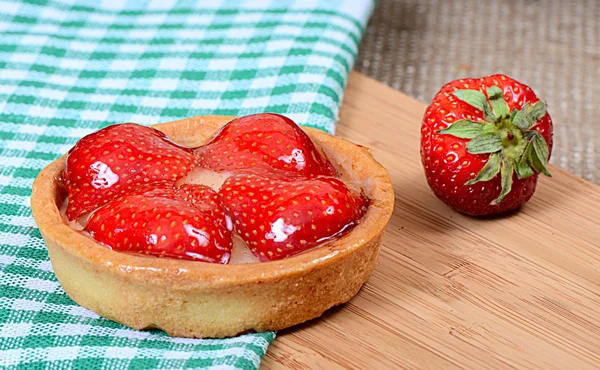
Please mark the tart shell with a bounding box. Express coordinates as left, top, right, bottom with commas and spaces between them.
31, 116, 394, 338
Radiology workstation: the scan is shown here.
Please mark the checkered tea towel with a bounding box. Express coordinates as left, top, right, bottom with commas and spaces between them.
0, 0, 374, 369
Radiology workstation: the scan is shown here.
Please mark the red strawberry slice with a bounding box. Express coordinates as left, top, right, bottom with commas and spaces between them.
85, 184, 232, 264
195, 113, 336, 178
219, 172, 368, 261
64, 123, 197, 221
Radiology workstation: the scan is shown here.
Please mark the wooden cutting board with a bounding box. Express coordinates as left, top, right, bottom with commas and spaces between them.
261, 72, 600, 369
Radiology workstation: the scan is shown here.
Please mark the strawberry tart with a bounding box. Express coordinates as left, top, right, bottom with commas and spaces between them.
31, 114, 394, 338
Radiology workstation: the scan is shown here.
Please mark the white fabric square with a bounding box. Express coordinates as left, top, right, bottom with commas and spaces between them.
4, 140, 35, 151
48, 75, 77, 86
0, 175, 11, 186
159, 58, 187, 71
147, 0, 176, 10
104, 347, 138, 359
22, 35, 48, 46
0, 69, 27, 81
0, 84, 17, 95
162, 350, 192, 359
31, 24, 58, 34
100, 0, 124, 10
16, 124, 40, 134
80, 110, 110, 122
99, 78, 128, 89
177, 29, 206, 40
128, 30, 156, 39
323, 29, 347, 43
56, 323, 91, 337
234, 12, 263, 23
11, 299, 44, 312
307, 55, 333, 68
273, 25, 303, 36
89, 94, 118, 104
10, 53, 36, 64
242, 96, 270, 108
24, 278, 59, 293
0, 254, 16, 266
2, 1, 20, 15
89, 13, 116, 24
191, 99, 220, 110
291, 92, 317, 103
141, 97, 169, 108
282, 13, 309, 23
266, 40, 294, 52
65, 127, 95, 138
0, 232, 29, 247
77, 28, 106, 38
192, 0, 225, 9
200, 80, 229, 91
314, 42, 341, 54
218, 44, 246, 53
0, 323, 31, 338
0, 349, 22, 366
170, 44, 196, 52
41, 7, 66, 21
27, 106, 58, 118
60, 58, 87, 70
250, 76, 278, 89
119, 44, 147, 53
240, 0, 272, 10
47, 347, 79, 362
289, 0, 319, 9
226, 27, 254, 39
139, 14, 167, 25
208, 59, 237, 71
69, 41, 97, 53
109, 60, 137, 71
150, 79, 179, 91
298, 73, 325, 84
185, 15, 213, 25
0, 157, 23, 169
258, 57, 286, 68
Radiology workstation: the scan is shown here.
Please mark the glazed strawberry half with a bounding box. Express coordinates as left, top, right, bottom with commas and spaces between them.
421, 74, 553, 215
195, 113, 336, 178
85, 184, 232, 263
64, 123, 197, 220
219, 172, 368, 261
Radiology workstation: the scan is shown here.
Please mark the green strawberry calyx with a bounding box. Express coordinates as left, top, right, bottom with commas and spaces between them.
436, 85, 551, 205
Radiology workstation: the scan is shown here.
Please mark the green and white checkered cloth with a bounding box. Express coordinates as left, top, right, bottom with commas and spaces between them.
0, 0, 374, 368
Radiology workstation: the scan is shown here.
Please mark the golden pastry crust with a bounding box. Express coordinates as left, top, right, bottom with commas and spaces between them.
30, 116, 394, 338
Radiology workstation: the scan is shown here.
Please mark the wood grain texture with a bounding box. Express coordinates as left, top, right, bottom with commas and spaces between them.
261, 72, 600, 370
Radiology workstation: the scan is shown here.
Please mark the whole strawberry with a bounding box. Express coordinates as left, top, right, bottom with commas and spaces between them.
64, 123, 197, 220
421, 74, 553, 215
196, 113, 336, 178
85, 184, 232, 263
